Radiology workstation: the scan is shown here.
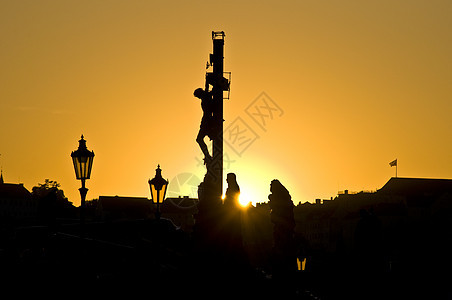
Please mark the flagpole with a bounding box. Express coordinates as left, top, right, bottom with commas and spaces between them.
389, 159, 398, 178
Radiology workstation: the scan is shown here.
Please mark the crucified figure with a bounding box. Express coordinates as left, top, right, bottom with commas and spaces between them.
194, 87, 215, 164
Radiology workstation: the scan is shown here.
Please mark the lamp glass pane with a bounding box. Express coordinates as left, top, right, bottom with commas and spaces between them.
86, 156, 93, 179
81, 156, 93, 179
73, 155, 93, 180
80, 158, 87, 179
151, 185, 159, 204
161, 183, 168, 202
157, 189, 164, 204
72, 156, 81, 179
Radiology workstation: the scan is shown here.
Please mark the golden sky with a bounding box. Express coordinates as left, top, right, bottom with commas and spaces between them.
1, 0, 451, 206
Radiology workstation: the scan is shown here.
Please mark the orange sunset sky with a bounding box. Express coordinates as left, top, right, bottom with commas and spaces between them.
1, 0, 451, 206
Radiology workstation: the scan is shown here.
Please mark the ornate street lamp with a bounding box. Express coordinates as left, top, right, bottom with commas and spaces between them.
71, 135, 94, 233
148, 165, 168, 220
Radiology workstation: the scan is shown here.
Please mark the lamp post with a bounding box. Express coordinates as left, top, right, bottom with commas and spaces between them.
71, 135, 94, 236
148, 165, 168, 220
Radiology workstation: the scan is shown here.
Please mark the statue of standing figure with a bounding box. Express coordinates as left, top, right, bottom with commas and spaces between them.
268, 179, 297, 292
223, 173, 244, 255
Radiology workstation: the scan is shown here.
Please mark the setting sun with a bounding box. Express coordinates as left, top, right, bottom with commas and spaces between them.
221, 191, 250, 207
238, 189, 252, 207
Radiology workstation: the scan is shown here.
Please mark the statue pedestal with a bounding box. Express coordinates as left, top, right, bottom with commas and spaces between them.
194, 173, 222, 247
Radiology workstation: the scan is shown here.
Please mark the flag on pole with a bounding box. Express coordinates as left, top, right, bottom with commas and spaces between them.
389, 159, 397, 167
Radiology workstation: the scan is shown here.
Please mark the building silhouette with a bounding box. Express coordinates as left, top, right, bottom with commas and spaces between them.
0, 173, 36, 220
294, 178, 452, 272
292, 177, 452, 298
95, 195, 197, 232
97, 196, 152, 221
161, 196, 198, 233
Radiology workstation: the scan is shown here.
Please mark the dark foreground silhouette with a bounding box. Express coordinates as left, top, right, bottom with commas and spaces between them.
2, 177, 452, 299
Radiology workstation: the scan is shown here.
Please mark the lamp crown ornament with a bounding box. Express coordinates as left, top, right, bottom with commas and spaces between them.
156, 164, 162, 177
79, 134, 86, 146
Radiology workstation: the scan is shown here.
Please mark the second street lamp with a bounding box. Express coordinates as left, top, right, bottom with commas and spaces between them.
71, 135, 94, 236
148, 165, 168, 220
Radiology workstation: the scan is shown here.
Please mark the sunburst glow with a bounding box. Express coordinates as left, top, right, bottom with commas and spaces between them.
238, 190, 252, 207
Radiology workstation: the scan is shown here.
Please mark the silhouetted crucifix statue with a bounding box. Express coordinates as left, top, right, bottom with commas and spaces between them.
194, 87, 216, 164
194, 31, 229, 199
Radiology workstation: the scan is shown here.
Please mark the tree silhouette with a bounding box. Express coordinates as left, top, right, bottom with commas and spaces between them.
32, 179, 76, 224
